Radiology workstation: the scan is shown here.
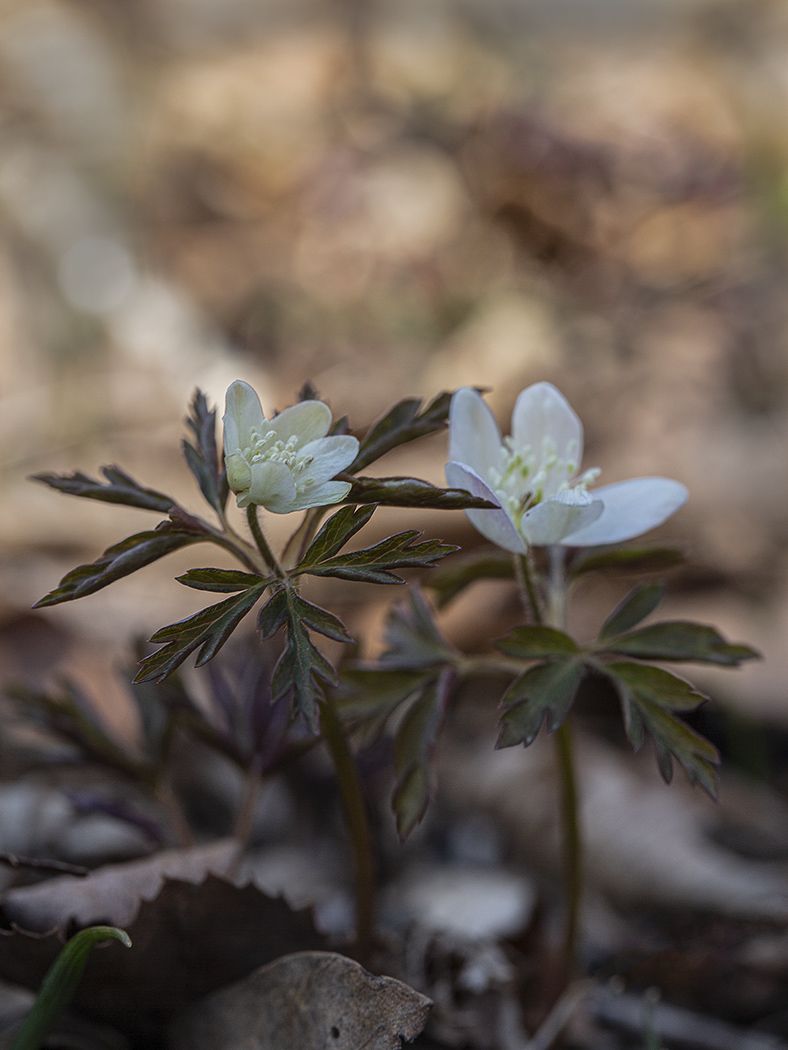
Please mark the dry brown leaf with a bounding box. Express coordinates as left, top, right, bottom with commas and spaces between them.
168, 951, 431, 1050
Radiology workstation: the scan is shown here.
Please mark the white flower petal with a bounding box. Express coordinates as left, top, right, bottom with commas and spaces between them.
446, 461, 526, 553
511, 382, 584, 470
522, 496, 603, 546
269, 400, 332, 447
285, 480, 352, 512
223, 380, 265, 453
246, 460, 297, 511
448, 388, 503, 480
225, 451, 251, 494
562, 477, 688, 546
298, 435, 360, 486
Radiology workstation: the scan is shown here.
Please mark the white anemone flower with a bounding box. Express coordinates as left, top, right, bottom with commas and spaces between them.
446, 383, 687, 553
223, 380, 359, 513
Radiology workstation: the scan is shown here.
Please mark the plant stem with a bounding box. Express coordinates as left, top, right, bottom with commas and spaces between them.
319, 697, 376, 962
546, 545, 582, 978
229, 753, 264, 877
515, 553, 544, 624
246, 506, 284, 577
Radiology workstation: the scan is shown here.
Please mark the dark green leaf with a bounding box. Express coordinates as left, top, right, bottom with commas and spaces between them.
10, 926, 131, 1050
426, 549, 514, 608
182, 389, 229, 513
497, 625, 580, 660
381, 588, 455, 670
261, 586, 350, 730
392, 670, 453, 840
35, 524, 205, 608
300, 505, 376, 566
298, 531, 457, 585
177, 568, 268, 593
336, 668, 427, 729
605, 663, 719, 797
136, 584, 267, 683
345, 475, 495, 510
351, 391, 453, 472
606, 661, 707, 711
570, 546, 685, 577
599, 583, 664, 640
496, 659, 585, 748
32, 466, 175, 513
603, 621, 760, 667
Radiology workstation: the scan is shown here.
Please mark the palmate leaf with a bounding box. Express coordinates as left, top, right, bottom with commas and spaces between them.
258, 585, 353, 730
496, 658, 586, 749
569, 546, 685, 578
497, 625, 580, 660
350, 391, 453, 472
344, 476, 495, 510
392, 669, 453, 840
182, 389, 229, 514
32, 466, 175, 513
35, 523, 206, 608
381, 588, 456, 670
296, 531, 457, 585
177, 568, 268, 593
426, 548, 514, 608
604, 660, 719, 797
135, 583, 268, 684
299, 505, 377, 566
336, 668, 428, 734
602, 621, 759, 666
598, 583, 664, 640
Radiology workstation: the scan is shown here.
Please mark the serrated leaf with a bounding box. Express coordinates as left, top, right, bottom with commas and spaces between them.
297, 530, 457, 585
570, 546, 685, 577
35, 524, 205, 608
300, 505, 376, 566
262, 586, 349, 730
599, 583, 664, 640
603, 621, 760, 667
33, 466, 176, 513
605, 663, 719, 797
426, 549, 514, 608
606, 661, 708, 711
496, 659, 585, 748
177, 568, 268, 593
350, 391, 453, 472
182, 389, 229, 513
336, 668, 428, 731
392, 670, 452, 840
136, 584, 267, 683
381, 588, 456, 670
497, 625, 580, 660
345, 475, 495, 510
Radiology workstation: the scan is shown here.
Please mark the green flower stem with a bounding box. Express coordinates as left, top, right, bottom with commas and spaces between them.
319, 697, 376, 963
11, 926, 131, 1050
515, 553, 544, 624
547, 545, 582, 978
246, 507, 285, 578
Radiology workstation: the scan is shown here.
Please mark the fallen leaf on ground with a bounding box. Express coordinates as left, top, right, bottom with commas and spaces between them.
168, 950, 431, 1050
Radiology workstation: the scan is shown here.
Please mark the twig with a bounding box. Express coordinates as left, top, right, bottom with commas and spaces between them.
0, 853, 88, 877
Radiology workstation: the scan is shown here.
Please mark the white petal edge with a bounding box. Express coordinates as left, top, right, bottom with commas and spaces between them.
561, 477, 688, 546
269, 400, 332, 447
446, 461, 526, 554
223, 380, 266, 453
511, 382, 584, 470
281, 480, 352, 512
246, 460, 297, 511
448, 388, 503, 481
522, 496, 603, 546
298, 435, 360, 486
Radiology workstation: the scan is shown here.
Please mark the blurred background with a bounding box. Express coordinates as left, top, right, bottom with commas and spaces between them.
2, 0, 786, 727
3, 1, 788, 1043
